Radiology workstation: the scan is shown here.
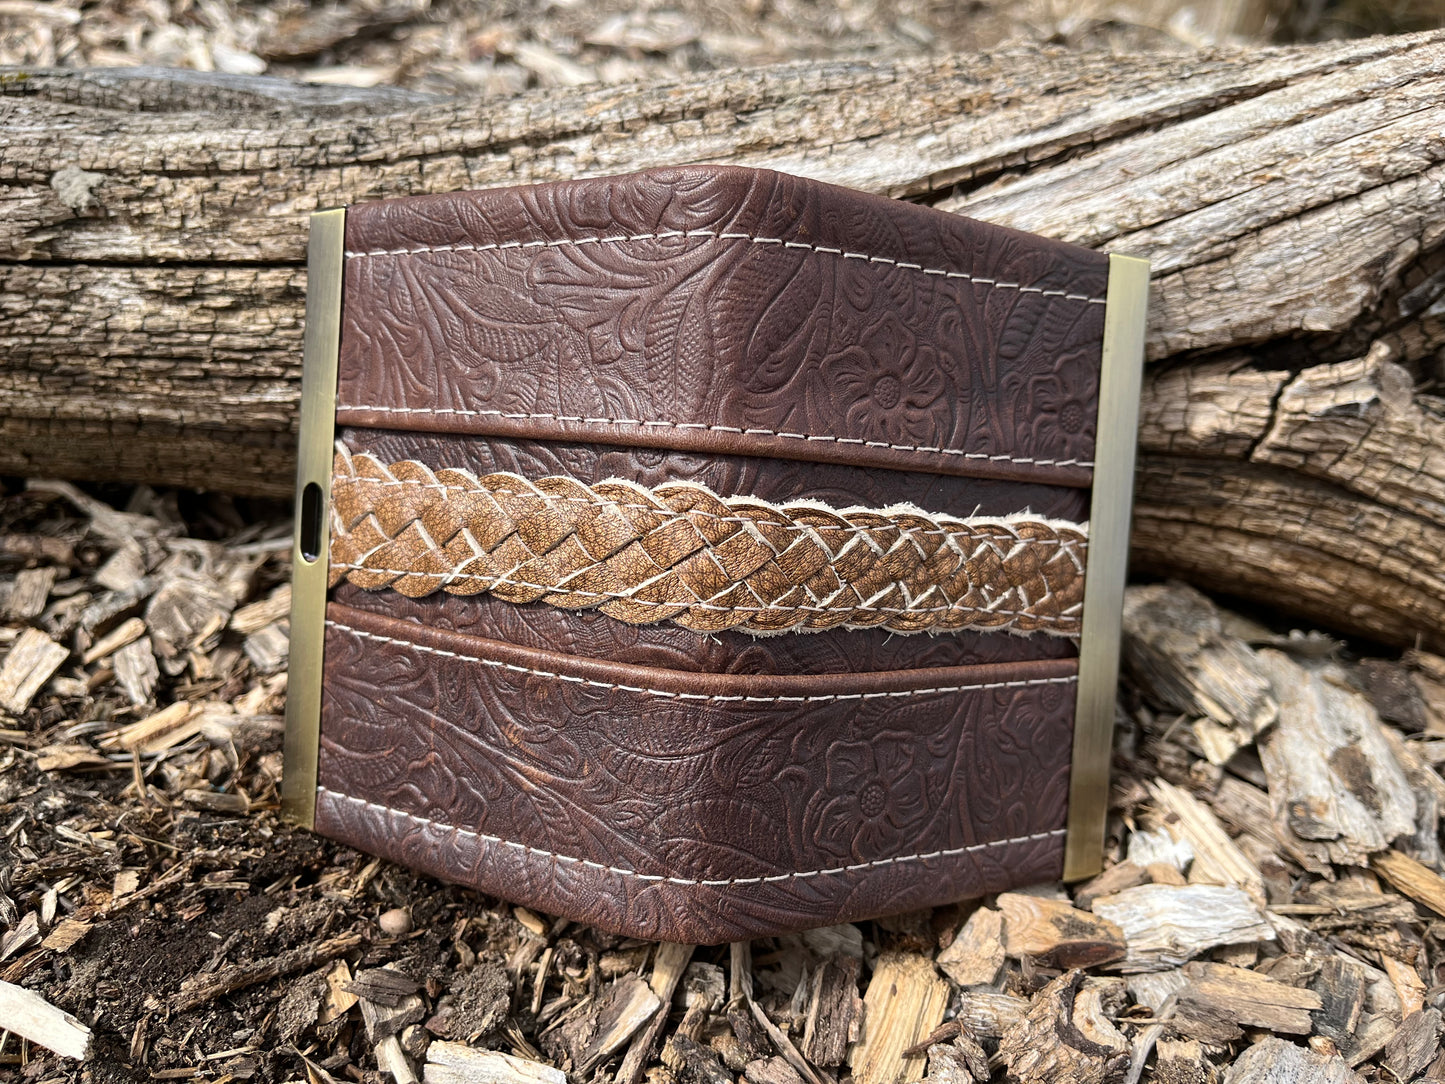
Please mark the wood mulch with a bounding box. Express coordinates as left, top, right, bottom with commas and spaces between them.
4, 477, 1445, 1083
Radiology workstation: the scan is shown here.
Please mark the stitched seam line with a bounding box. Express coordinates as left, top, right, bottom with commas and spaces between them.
343, 229, 1107, 305
330, 568, 1081, 623
334, 406, 1096, 469
327, 621, 1078, 702
317, 787, 1066, 887
337, 478, 1087, 547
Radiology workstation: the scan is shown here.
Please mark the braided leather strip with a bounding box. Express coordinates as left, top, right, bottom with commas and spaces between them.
327, 450, 1089, 636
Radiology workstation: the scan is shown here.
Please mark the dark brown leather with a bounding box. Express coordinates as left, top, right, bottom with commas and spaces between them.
337, 165, 1108, 486
314, 603, 1075, 944
312, 164, 1109, 942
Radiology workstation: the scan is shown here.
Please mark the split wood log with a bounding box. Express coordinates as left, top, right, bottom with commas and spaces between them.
4, 32, 1445, 648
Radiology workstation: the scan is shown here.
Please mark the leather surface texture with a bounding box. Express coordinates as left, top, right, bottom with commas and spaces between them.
311, 164, 1109, 942
314, 602, 1076, 944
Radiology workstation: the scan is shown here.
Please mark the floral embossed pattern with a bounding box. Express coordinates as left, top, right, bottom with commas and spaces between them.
314, 166, 1108, 940
337, 165, 1108, 484
315, 604, 1076, 941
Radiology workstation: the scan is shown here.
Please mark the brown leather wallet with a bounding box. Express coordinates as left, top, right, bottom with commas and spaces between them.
282, 165, 1149, 944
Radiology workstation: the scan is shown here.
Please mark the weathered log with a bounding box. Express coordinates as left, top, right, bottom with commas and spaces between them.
3, 32, 1444, 647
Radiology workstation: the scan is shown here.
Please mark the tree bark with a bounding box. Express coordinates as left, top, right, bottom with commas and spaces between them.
2, 32, 1443, 648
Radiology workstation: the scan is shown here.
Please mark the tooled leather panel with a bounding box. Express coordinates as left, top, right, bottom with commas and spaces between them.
313, 788, 1066, 943
332, 428, 1081, 672
315, 603, 1074, 942
337, 165, 1108, 486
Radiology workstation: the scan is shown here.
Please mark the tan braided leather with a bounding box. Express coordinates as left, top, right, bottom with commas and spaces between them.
327, 449, 1088, 636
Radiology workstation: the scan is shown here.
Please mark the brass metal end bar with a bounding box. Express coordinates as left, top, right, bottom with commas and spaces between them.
282, 208, 346, 829
1062, 252, 1150, 881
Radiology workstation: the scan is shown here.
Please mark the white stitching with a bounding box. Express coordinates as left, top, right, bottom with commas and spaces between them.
316, 787, 1066, 887
327, 621, 1077, 702
343, 228, 1108, 305
333, 405, 1095, 469
330, 567, 1081, 624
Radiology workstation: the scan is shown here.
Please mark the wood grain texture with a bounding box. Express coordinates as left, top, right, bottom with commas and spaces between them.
3, 32, 1445, 647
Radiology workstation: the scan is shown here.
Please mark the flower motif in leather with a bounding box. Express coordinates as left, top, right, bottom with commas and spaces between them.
809, 731, 931, 860
831, 311, 954, 447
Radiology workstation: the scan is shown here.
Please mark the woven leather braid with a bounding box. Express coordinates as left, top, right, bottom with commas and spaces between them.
327, 450, 1089, 636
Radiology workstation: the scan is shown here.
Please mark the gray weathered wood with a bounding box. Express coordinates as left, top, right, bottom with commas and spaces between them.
3, 32, 1445, 648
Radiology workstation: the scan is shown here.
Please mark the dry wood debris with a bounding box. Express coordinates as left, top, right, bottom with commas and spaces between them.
6, 483, 1445, 1084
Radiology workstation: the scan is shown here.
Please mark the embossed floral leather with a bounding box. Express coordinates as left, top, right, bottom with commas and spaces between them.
300, 164, 1120, 943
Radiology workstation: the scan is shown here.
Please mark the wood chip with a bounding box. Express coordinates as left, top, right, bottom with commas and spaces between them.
181, 788, 248, 813
34, 743, 114, 771
1147, 779, 1266, 905
318, 958, 359, 1025
616, 942, 694, 1084
1176, 962, 1322, 1037
1122, 583, 1277, 763
145, 573, 235, 657
1091, 884, 1273, 972
349, 966, 423, 1010
1372, 850, 1445, 919
80, 614, 146, 664
578, 973, 662, 1071
998, 893, 1126, 968
847, 954, 948, 1084
4, 565, 57, 621
0, 911, 41, 961
40, 917, 93, 953
173, 932, 362, 1012
998, 971, 1128, 1084
1383, 1008, 1443, 1082
0, 626, 68, 713
744, 1056, 805, 1084
98, 701, 198, 754
94, 538, 146, 592
1256, 649, 1417, 865
0, 978, 91, 1059
1222, 1036, 1363, 1084
242, 619, 289, 674
1153, 1039, 1214, 1084
425, 1043, 566, 1084
936, 907, 1005, 987
113, 634, 158, 704
801, 953, 862, 1068
1311, 956, 1367, 1049
231, 583, 290, 635
1072, 862, 1149, 911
